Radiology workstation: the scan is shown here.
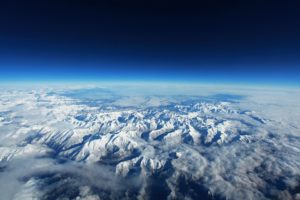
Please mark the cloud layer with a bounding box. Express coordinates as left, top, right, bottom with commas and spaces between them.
0, 86, 300, 200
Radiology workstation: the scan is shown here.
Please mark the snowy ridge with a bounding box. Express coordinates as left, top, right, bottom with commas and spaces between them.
0, 89, 300, 200
0, 91, 260, 163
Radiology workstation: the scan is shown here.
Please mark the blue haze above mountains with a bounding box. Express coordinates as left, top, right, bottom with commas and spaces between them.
0, 1, 300, 85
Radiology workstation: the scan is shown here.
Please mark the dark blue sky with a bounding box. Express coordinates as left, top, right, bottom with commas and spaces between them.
0, 0, 300, 85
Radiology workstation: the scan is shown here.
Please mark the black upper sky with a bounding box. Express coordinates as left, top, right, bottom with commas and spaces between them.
0, 0, 300, 84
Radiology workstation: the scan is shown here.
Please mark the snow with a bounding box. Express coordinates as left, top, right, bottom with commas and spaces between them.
0, 85, 300, 199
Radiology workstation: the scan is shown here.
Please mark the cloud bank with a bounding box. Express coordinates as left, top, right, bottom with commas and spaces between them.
0, 86, 300, 200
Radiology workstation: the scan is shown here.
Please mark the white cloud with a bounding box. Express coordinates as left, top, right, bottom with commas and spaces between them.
0, 85, 300, 199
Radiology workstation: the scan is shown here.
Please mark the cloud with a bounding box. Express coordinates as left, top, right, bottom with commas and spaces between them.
0, 86, 300, 199
0, 153, 142, 200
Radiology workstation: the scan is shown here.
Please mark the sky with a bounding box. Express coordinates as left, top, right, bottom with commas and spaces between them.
0, 0, 299, 85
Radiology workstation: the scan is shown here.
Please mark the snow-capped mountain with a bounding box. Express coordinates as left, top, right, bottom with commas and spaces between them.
0, 86, 300, 200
